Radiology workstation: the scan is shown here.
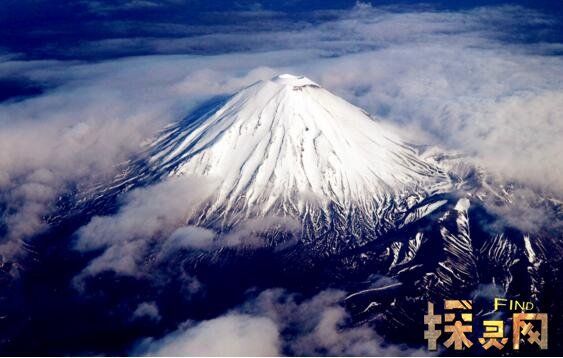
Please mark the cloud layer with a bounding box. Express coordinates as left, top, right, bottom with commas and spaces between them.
141, 313, 280, 356
137, 289, 427, 356
74, 176, 217, 276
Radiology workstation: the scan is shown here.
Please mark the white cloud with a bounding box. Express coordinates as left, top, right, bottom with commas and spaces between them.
252, 289, 428, 356
308, 45, 563, 194
222, 216, 301, 248
140, 313, 281, 356
133, 301, 161, 322
160, 215, 301, 254
163, 225, 216, 252
482, 187, 562, 232
74, 176, 299, 277
75, 176, 217, 277
137, 289, 429, 356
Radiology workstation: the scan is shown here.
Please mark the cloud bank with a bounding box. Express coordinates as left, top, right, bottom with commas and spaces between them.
73, 174, 300, 278
74, 176, 217, 277
141, 313, 280, 356
137, 289, 427, 356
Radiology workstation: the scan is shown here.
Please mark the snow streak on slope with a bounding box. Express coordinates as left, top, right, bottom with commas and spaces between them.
433, 198, 478, 296
137, 74, 453, 252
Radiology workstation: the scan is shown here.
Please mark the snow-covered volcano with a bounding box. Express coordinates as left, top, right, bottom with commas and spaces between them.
129, 74, 560, 322
54, 74, 561, 349
139, 74, 453, 252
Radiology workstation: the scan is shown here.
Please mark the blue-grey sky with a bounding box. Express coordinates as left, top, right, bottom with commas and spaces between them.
2, 0, 562, 61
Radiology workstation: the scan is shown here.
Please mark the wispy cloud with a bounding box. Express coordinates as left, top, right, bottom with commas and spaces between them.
74, 176, 217, 277
72, 170, 300, 278
138, 313, 280, 356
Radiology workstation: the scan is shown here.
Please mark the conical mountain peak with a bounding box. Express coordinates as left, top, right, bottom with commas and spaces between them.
271, 73, 319, 88
143, 75, 452, 246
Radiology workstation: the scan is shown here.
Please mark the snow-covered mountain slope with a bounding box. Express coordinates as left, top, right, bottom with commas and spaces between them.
128, 74, 455, 252
149, 74, 449, 199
